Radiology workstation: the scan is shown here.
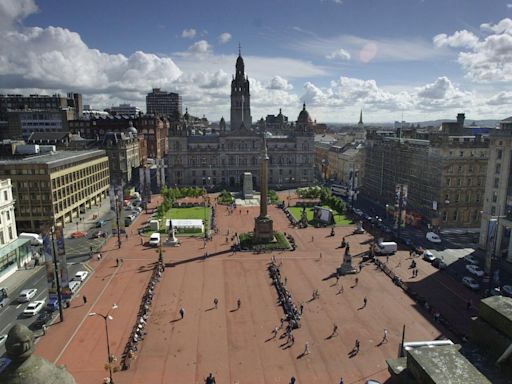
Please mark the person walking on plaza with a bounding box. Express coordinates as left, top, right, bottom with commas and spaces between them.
279, 317, 285, 329
339, 378, 344, 384
179, 307, 185, 319
382, 328, 388, 344
363, 296, 367, 308
355, 277, 359, 286
300, 302, 304, 315
290, 377, 296, 384
236, 298, 241, 310
205, 373, 216, 384
83, 295, 87, 305
272, 327, 278, 339
331, 323, 338, 338
214, 298, 219, 309
355, 338, 360, 353
303, 342, 310, 355
116, 258, 119, 267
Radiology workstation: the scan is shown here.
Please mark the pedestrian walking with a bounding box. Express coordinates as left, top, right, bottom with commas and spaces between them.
300, 302, 304, 315
355, 339, 360, 353
303, 342, 310, 355
179, 307, 185, 319
290, 377, 296, 384
337, 284, 344, 295
319, 252, 322, 260
236, 298, 241, 310
382, 328, 388, 343
311, 236, 314, 242
339, 378, 344, 384
284, 276, 288, 286
214, 298, 219, 309
116, 258, 119, 267
386, 255, 389, 263
355, 277, 359, 286
290, 333, 295, 346
363, 296, 367, 308
42, 324, 47, 335
140, 238, 144, 245
205, 373, 216, 384
125, 233, 129, 239
83, 295, 87, 305
335, 274, 340, 285
331, 323, 338, 337
272, 327, 278, 339
279, 317, 285, 329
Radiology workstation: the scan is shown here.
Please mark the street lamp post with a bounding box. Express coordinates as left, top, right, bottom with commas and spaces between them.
114, 195, 122, 249
89, 304, 118, 384
49, 225, 64, 322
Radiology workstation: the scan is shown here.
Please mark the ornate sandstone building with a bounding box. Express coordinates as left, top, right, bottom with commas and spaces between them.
167, 52, 315, 190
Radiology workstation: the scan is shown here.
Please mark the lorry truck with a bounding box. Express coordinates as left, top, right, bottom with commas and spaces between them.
375, 241, 398, 255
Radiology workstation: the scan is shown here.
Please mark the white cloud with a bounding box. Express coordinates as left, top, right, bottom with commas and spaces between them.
268, 76, 293, 91
181, 28, 196, 39
218, 32, 232, 44
435, 18, 512, 82
508, 4, 512, 8
325, 48, 351, 61
433, 30, 479, 49
487, 91, 512, 105
0, 0, 38, 30
187, 40, 212, 54
415, 76, 472, 110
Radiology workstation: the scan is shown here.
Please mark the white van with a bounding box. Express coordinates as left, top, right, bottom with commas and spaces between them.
18, 233, 43, 246
375, 241, 397, 255
149, 233, 161, 247
68, 280, 81, 294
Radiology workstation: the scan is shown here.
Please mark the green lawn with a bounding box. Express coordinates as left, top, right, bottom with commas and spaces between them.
145, 206, 211, 236
288, 206, 352, 226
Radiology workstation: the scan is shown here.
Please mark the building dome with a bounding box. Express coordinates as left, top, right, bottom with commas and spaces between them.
127, 121, 138, 135
297, 103, 312, 124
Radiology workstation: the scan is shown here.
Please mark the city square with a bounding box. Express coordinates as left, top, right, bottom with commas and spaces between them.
33, 194, 447, 384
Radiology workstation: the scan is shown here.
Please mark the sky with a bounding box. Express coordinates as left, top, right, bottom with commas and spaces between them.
2, 0, 512, 123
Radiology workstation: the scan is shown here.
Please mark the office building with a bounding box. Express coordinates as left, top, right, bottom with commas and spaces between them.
0, 150, 110, 232
146, 88, 182, 117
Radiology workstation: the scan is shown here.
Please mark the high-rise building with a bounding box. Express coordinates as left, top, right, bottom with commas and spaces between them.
230, 50, 251, 130
107, 104, 142, 116
146, 88, 182, 117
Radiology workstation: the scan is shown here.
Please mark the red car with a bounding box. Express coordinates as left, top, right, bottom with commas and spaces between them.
70, 231, 87, 239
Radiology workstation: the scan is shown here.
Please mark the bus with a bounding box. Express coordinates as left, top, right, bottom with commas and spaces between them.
331, 184, 349, 197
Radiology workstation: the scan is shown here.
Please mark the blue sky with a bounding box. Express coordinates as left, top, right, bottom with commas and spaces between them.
2, 0, 512, 122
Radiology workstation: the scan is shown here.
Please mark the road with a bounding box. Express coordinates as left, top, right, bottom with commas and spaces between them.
0, 262, 87, 356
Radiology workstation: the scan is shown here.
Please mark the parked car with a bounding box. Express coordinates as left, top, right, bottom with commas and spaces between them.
33, 311, 52, 328
95, 220, 106, 228
47, 297, 60, 312
462, 276, 480, 291
432, 258, 447, 270
502, 285, 512, 297
23, 300, 46, 317
464, 255, 480, 265
426, 232, 442, 243
413, 245, 424, 255
70, 231, 88, 239
465, 264, 484, 277
89, 230, 106, 239
423, 250, 436, 262
73, 271, 89, 282
18, 288, 37, 303
69, 280, 81, 293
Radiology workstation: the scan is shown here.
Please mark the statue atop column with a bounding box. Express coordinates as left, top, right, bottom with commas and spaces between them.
254, 132, 274, 243
0, 324, 76, 383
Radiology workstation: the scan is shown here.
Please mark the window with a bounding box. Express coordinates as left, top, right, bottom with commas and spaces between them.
446, 178, 451, 186
452, 210, 458, 221
457, 178, 461, 186
442, 211, 448, 221
3, 191, 7, 201
496, 163, 501, 174
460, 151, 464, 157
6, 211, 10, 221
458, 166, 463, 173
494, 178, 500, 188
491, 206, 496, 215
492, 192, 498, 203
497, 149, 503, 159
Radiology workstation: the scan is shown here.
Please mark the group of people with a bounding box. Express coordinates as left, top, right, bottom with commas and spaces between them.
122, 260, 164, 370
269, 258, 301, 331
282, 206, 299, 227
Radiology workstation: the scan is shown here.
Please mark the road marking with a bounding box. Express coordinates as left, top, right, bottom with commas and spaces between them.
16, 304, 21, 309
0, 322, 13, 335
53, 264, 119, 364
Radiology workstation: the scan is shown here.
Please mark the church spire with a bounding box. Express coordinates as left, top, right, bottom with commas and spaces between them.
358, 109, 363, 125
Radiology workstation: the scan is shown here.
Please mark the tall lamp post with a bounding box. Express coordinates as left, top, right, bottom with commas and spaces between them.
114, 194, 122, 249
89, 304, 118, 384
49, 224, 64, 322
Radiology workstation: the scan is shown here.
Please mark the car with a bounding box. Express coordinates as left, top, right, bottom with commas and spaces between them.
465, 264, 484, 277
69, 280, 81, 293
112, 227, 126, 235
74, 271, 89, 282
95, 220, 106, 228
89, 230, 106, 239
23, 300, 45, 317
18, 288, 37, 303
413, 245, 424, 255
149, 232, 161, 247
462, 276, 480, 291
464, 255, 480, 265
426, 232, 442, 243
33, 311, 52, 328
70, 231, 88, 238
502, 285, 512, 297
0, 334, 7, 345
432, 257, 447, 270
366, 381, 382, 384
423, 250, 436, 262
47, 297, 60, 312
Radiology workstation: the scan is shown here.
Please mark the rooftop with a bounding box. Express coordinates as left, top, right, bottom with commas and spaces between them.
0, 150, 106, 168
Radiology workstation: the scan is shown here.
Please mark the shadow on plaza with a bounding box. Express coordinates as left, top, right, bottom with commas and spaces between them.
165, 248, 233, 268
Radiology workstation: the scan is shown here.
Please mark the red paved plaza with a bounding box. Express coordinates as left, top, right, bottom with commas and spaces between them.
35, 194, 446, 384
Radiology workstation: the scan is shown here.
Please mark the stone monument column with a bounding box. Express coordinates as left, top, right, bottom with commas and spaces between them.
254, 133, 274, 243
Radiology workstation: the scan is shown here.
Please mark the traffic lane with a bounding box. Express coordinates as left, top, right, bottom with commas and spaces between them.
0, 262, 87, 355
